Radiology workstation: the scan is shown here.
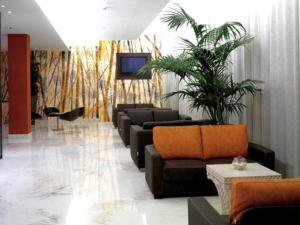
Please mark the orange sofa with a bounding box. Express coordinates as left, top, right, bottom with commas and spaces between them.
145, 125, 275, 198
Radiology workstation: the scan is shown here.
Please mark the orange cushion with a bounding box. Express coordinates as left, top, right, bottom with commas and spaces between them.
200, 125, 248, 159
153, 126, 203, 159
230, 179, 300, 223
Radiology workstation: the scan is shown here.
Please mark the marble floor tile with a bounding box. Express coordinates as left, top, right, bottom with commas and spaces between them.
0, 119, 189, 225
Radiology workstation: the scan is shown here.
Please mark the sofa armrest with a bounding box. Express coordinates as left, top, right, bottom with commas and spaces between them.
117, 111, 126, 128
179, 114, 192, 120
145, 145, 163, 198
119, 115, 132, 146
112, 107, 118, 128
188, 197, 228, 225
248, 142, 275, 170
130, 125, 153, 168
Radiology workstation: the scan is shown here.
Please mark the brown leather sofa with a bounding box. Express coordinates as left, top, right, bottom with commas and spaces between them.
112, 103, 154, 128
130, 120, 216, 169
118, 109, 191, 146
145, 142, 275, 199
117, 107, 160, 131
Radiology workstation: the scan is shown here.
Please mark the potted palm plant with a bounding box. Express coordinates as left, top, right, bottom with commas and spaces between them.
140, 5, 260, 124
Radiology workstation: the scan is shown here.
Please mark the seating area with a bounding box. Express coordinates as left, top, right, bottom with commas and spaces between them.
2, 1, 300, 225
112, 104, 300, 224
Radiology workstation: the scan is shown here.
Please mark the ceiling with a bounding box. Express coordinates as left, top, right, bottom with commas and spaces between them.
0, 0, 67, 49
98, 0, 170, 40
0, 0, 170, 50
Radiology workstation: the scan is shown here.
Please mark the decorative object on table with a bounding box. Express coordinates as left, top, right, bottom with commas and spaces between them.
139, 5, 261, 124
232, 156, 247, 170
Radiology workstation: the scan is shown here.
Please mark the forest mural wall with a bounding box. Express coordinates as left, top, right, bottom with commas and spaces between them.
1, 35, 163, 123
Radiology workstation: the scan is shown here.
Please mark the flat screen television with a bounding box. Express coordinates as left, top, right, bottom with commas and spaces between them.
115, 53, 152, 80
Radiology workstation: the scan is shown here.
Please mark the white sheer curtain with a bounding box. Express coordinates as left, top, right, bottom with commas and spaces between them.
236, 0, 300, 177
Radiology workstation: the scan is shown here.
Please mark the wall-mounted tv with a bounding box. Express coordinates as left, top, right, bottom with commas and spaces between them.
115, 53, 152, 80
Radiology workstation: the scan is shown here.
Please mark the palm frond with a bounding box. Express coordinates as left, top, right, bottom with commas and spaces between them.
177, 37, 196, 50
200, 22, 247, 48
214, 35, 254, 63
139, 54, 193, 80
161, 4, 207, 39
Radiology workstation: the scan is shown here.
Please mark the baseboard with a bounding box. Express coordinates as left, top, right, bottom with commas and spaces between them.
8, 132, 32, 143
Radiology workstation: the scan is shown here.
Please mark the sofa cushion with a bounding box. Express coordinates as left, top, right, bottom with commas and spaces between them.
124, 108, 152, 113
127, 110, 153, 126
163, 159, 207, 181
135, 103, 154, 108
201, 124, 248, 159
230, 179, 300, 224
153, 126, 203, 159
143, 120, 217, 130
117, 104, 135, 111
153, 110, 179, 122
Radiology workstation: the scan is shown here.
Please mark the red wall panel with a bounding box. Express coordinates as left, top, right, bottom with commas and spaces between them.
8, 34, 31, 134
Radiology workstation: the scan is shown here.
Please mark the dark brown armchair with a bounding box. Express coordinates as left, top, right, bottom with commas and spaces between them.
112, 103, 154, 128
118, 109, 192, 146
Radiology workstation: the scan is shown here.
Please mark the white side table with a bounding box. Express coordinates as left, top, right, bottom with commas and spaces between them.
207, 163, 281, 215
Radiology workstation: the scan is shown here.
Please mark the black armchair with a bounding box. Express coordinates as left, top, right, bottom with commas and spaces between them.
60, 107, 85, 121
44, 107, 59, 117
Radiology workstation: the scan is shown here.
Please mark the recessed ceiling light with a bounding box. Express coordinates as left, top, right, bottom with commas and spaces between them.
8, 10, 12, 14
1, 5, 5, 8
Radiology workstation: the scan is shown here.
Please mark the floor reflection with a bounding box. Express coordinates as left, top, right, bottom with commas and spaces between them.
0, 119, 188, 225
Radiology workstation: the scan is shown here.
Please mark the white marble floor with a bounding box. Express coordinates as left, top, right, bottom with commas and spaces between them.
0, 119, 190, 225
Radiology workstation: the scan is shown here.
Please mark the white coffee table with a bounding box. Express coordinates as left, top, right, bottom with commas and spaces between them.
207, 163, 281, 214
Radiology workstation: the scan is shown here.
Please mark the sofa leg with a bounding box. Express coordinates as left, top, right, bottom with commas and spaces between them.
154, 194, 164, 199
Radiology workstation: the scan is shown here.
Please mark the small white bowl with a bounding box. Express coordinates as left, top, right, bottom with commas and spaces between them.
232, 162, 247, 170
